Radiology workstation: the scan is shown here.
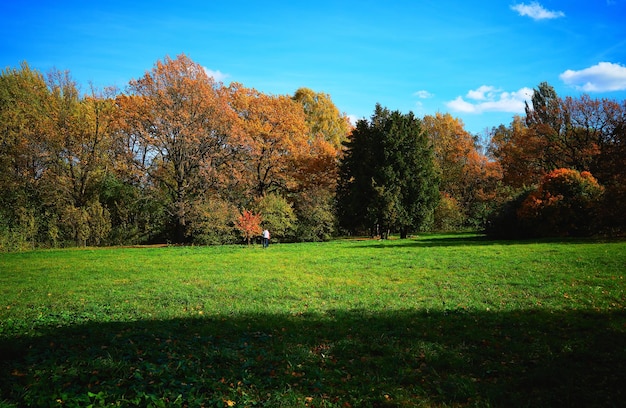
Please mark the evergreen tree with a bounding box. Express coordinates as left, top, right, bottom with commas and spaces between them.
337, 104, 439, 238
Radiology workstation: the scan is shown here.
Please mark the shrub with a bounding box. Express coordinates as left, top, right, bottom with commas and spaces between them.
516, 168, 604, 237
433, 192, 465, 232
485, 188, 533, 239
254, 194, 296, 242
234, 209, 263, 245
188, 197, 239, 245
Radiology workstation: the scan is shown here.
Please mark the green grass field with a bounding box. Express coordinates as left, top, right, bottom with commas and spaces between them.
1, 234, 625, 407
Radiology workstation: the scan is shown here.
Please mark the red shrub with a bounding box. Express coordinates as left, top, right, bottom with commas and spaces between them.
517, 168, 604, 236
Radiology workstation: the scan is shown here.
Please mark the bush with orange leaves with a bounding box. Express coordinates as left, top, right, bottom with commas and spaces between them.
517, 168, 604, 237
234, 209, 263, 245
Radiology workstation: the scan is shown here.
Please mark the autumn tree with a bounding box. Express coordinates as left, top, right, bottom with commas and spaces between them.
563, 94, 625, 181
489, 116, 546, 188
519, 82, 617, 177
489, 83, 626, 236
0, 63, 50, 249
0, 64, 121, 247
494, 81, 576, 180
423, 113, 474, 197
292, 87, 351, 149
42, 72, 121, 246
235, 209, 263, 245
491, 83, 595, 188
433, 193, 465, 231
291, 88, 351, 240
119, 54, 236, 243
338, 104, 438, 238
423, 112, 502, 229
228, 84, 308, 199
291, 88, 350, 194
517, 169, 604, 237
0, 63, 49, 190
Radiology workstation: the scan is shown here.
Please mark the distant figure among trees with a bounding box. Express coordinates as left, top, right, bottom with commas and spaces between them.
262, 229, 270, 248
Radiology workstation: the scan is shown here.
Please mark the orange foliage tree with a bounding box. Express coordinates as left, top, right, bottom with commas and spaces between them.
234, 209, 263, 245
493, 82, 625, 187
228, 84, 309, 199
291, 88, 351, 240
517, 168, 604, 237
118, 54, 236, 242
423, 112, 502, 228
291, 87, 349, 193
489, 82, 626, 235
489, 116, 547, 188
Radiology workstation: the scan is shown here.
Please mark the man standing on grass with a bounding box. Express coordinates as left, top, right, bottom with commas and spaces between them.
262, 229, 270, 248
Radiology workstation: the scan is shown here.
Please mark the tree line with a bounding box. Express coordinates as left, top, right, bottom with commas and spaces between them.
1, 55, 350, 249
1, 55, 624, 250
488, 82, 626, 238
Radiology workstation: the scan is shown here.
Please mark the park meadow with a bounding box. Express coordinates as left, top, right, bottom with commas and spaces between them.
1, 234, 625, 407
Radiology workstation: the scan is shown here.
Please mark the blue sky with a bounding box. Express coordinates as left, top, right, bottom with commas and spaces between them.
2, 0, 626, 135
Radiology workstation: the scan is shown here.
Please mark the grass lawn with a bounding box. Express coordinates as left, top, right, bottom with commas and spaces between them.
1, 234, 625, 407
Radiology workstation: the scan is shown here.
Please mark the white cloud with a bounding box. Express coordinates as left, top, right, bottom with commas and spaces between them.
446, 86, 533, 114
466, 85, 499, 101
203, 67, 229, 82
559, 62, 626, 92
447, 96, 477, 113
511, 2, 565, 20
413, 90, 434, 99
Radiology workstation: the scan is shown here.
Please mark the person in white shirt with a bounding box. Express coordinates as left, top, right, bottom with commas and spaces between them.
262, 229, 270, 248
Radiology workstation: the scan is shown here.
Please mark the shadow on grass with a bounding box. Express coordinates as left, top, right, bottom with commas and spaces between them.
1, 309, 625, 407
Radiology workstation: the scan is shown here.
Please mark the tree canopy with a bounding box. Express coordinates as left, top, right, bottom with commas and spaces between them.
0, 55, 352, 248
119, 54, 236, 242
1, 55, 625, 250
488, 83, 626, 237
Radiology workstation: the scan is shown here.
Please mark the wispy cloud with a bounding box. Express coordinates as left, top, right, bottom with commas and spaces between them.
560, 62, 626, 92
413, 90, 434, 99
446, 86, 533, 114
511, 2, 565, 20
203, 67, 229, 82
